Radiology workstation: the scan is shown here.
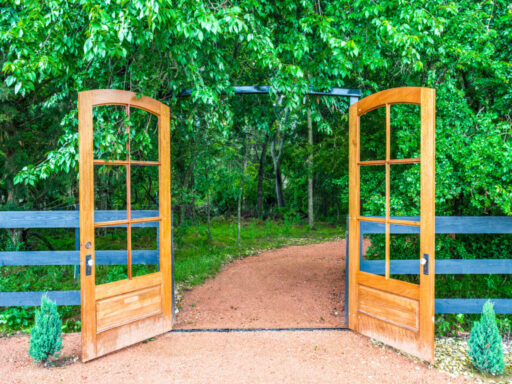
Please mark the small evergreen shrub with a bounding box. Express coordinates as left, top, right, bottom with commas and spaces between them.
28, 295, 63, 364
467, 300, 505, 375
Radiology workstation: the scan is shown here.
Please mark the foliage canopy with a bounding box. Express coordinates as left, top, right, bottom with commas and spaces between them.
1, 0, 511, 218
1, 0, 512, 335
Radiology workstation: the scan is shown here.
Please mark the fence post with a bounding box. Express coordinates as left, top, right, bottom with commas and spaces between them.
345, 216, 349, 326
171, 208, 175, 323
74, 204, 80, 281
157, 221, 160, 272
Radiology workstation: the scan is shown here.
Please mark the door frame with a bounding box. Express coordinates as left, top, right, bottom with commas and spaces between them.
79, 89, 172, 362
347, 87, 435, 362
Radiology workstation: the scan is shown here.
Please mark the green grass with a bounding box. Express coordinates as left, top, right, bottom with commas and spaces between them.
0, 217, 343, 333
174, 217, 342, 286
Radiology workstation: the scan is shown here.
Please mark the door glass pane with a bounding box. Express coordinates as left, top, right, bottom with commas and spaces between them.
131, 165, 159, 219
390, 104, 420, 160
94, 165, 127, 212
132, 226, 159, 278
360, 165, 385, 217
361, 232, 385, 276
390, 163, 420, 218
95, 227, 128, 284
128, 109, 159, 162
360, 107, 386, 161
92, 105, 129, 161
361, 231, 421, 281
390, 232, 420, 283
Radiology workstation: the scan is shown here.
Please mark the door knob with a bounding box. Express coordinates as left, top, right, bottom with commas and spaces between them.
421, 254, 429, 275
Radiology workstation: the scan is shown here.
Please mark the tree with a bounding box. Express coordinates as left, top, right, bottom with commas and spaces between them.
307, 106, 314, 229
237, 133, 250, 248
468, 300, 505, 375
29, 295, 63, 364
256, 133, 270, 217
271, 126, 286, 209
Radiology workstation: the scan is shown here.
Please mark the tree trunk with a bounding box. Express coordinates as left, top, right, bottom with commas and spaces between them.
271, 129, 286, 208
237, 135, 250, 248
206, 187, 211, 241
257, 133, 271, 217
179, 159, 195, 225
307, 107, 315, 229
204, 163, 212, 241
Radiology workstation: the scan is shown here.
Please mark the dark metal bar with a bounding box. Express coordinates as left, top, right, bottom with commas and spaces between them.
171, 327, 350, 333
177, 86, 361, 98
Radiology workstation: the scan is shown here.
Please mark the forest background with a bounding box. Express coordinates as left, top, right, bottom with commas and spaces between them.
1, 0, 511, 333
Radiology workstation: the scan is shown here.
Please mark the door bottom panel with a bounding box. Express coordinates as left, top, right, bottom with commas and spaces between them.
94, 313, 170, 359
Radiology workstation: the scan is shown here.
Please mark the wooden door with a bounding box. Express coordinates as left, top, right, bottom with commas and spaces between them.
79, 90, 172, 362
348, 87, 435, 362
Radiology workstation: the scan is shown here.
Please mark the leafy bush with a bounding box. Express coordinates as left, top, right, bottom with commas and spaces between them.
0, 307, 35, 331
28, 295, 63, 364
468, 300, 505, 375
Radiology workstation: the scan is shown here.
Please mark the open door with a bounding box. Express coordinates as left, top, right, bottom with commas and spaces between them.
348, 87, 435, 362
79, 90, 172, 362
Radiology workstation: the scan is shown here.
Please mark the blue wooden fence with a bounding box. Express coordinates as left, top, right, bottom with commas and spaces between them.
347, 216, 512, 314
1, 212, 511, 315
0, 210, 160, 307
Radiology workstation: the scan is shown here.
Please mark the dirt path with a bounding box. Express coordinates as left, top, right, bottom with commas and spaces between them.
175, 241, 348, 329
0, 331, 471, 384
0, 241, 473, 383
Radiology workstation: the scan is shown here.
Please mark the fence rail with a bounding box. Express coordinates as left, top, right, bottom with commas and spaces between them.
350, 216, 512, 314
0, 210, 159, 307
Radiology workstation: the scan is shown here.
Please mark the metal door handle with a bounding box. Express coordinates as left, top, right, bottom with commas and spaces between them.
421, 254, 429, 275
86, 254, 93, 276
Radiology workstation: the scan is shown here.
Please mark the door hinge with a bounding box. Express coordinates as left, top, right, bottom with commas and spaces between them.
420, 254, 429, 275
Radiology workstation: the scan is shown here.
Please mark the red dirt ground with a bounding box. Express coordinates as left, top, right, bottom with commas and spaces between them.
0, 331, 472, 384
175, 241, 349, 329
0, 241, 473, 383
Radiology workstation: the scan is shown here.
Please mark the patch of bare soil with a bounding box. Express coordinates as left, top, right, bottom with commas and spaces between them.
175, 241, 350, 329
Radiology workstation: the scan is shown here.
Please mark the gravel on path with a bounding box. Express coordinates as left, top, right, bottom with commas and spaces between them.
0, 330, 472, 384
